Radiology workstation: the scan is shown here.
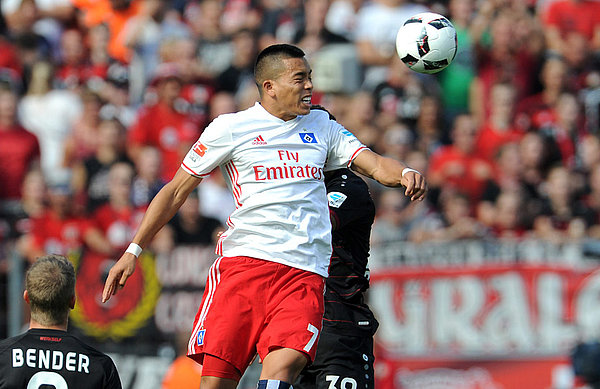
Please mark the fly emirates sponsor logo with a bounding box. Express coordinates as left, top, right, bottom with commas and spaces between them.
253, 150, 324, 181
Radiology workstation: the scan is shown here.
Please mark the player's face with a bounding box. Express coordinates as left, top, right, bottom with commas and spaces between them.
272, 57, 313, 121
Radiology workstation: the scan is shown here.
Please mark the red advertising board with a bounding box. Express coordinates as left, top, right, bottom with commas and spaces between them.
369, 264, 600, 388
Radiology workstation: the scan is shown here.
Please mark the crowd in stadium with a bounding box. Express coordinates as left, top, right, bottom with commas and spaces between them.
1, 0, 600, 334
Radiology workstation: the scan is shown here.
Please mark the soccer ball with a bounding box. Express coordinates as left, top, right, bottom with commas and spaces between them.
395, 12, 457, 74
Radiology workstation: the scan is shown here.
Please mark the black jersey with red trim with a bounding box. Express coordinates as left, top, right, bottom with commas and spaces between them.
324, 168, 378, 335
0, 328, 122, 389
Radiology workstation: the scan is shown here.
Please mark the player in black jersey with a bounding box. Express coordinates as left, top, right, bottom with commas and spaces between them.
295, 167, 379, 389
0, 254, 121, 389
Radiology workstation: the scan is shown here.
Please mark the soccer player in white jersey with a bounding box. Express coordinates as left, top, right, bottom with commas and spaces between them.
102, 44, 427, 389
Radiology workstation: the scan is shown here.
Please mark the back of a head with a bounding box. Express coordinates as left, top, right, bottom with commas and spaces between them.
26, 255, 76, 326
254, 44, 305, 94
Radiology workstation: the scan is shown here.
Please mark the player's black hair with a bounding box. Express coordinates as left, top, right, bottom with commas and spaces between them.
254, 44, 305, 92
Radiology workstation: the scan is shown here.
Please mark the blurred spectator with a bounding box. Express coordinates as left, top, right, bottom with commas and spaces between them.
438, 0, 477, 123
163, 36, 216, 129
2, 0, 74, 55
519, 130, 561, 192
338, 91, 380, 150
470, 9, 541, 124
293, 0, 349, 56
373, 55, 427, 130
220, 0, 262, 36
490, 189, 529, 239
3, 0, 40, 36
354, 0, 428, 90
87, 23, 112, 78
92, 162, 146, 252
476, 142, 543, 231
540, 0, 600, 56
154, 188, 224, 254
184, 0, 233, 78
0, 86, 40, 208
413, 95, 444, 157
131, 146, 166, 208
208, 90, 237, 120
0, 35, 22, 82
128, 62, 200, 181
559, 31, 600, 91
236, 80, 260, 110
98, 61, 136, 127
11, 169, 48, 258
582, 162, 600, 239
124, 0, 189, 102
18, 60, 81, 182
324, 0, 363, 41
577, 134, 600, 175
405, 149, 428, 178
428, 114, 493, 204
533, 165, 591, 243
515, 56, 568, 132
474, 82, 523, 163
377, 123, 414, 161
62, 88, 102, 167
217, 28, 258, 95
538, 92, 584, 168
408, 188, 489, 242
13, 30, 53, 88
23, 169, 113, 262
14, 169, 47, 223
72, 118, 131, 212
72, 0, 143, 63
371, 189, 412, 245
55, 28, 105, 90
258, 0, 304, 49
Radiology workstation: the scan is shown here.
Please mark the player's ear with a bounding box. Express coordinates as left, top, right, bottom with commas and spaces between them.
69, 295, 76, 310
23, 290, 30, 304
263, 80, 275, 97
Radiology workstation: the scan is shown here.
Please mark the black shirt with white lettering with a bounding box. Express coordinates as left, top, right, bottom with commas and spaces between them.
0, 328, 122, 389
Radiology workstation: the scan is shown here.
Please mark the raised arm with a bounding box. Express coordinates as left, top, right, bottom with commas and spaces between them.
350, 149, 427, 201
102, 168, 202, 302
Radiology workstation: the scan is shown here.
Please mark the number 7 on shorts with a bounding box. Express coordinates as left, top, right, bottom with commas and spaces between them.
303, 324, 319, 352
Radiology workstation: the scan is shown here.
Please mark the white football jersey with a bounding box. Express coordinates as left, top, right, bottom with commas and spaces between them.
181, 102, 367, 276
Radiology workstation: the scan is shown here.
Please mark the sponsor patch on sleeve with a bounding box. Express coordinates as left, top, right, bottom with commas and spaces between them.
193, 141, 207, 156
197, 329, 206, 346
327, 192, 347, 208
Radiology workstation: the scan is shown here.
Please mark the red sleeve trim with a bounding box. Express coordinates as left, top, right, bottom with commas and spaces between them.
181, 162, 211, 178
347, 146, 368, 167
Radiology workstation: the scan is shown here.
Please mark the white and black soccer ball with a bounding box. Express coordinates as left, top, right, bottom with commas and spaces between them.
395, 12, 457, 74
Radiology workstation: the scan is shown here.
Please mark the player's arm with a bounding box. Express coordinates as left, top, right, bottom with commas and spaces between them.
102, 168, 202, 302
350, 149, 427, 201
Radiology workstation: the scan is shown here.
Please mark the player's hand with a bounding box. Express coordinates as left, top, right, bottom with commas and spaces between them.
401, 170, 427, 201
102, 253, 137, 303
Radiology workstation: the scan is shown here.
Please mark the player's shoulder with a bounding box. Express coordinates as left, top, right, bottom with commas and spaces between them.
206, 104, 259, 133
65, 333, 111, 358
0, 333, 27, 354
298, 106, 338, 136
309, 105, 336, 121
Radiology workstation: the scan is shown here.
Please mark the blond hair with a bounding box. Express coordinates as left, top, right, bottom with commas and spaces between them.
26, 255, 75, 326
